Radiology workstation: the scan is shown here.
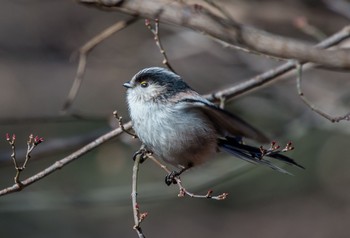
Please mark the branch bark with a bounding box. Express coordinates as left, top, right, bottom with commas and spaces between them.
78, 0, 350, 69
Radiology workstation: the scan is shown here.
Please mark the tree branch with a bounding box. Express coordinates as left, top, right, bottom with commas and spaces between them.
296, 63, 350, 122
78, 0, 350, 69
147, 154, 228, 200
131, 151, 147, 238
0, 121, 132, 196
204, 25, 350, 102
62, 17, 138, 113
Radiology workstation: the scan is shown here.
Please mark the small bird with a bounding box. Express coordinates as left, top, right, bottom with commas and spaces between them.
124, 67, 303, 184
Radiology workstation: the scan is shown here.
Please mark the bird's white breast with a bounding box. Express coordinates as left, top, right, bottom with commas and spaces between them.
127, 94, 217, 167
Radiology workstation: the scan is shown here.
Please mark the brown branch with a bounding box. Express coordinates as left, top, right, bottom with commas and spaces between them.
147, 154, 228, 200
296, 63, 350, 122
204, 25, 350, 102
145, 19, 176, 73
132, 151, 147, 238
5, 134, 44, 186
0, 128, 107, 166
0, 121, 132, 196
62, 17, 138, 113
113, 110, 137, 137
78, 0, 350, 69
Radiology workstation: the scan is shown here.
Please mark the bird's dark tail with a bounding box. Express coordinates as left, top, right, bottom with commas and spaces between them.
218, 137, 304, 175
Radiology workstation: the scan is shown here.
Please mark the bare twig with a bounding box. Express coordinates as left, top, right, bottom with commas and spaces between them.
132, 151, 147, 238
203, 0, 234, 23
145, 19, 176, 73
296, 63, 350, 122
211, 37, 287, 62
204, 0, 286, 63
293, 16, 327, 41
259, 141, 294, 159
204, 25, 350, 102
6, 134, 44, 186
113, 110, 137, 138
0, 121, 132, 196
62, 17, 138, 113
79, 0, 350, 69
147, 154, 228, 200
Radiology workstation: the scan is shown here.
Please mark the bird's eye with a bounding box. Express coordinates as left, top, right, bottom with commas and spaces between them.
140, 81, 149, 88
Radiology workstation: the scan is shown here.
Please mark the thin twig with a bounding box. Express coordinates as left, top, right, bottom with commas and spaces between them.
296, 63, 350, 122
204, 25, 350, 102
147, 154, 228, 200
293, 16, 327, 41
0, 121, 132, 196
113, 110, 137, 138
6, 134, 44, 185
259, 141, 294, 158
205, 1, 285, 62
204, 0, 234, 23
132, 152, 147, 238
145, 19, 176, 73
62, 17, 138, 113
211, 37, 287, 62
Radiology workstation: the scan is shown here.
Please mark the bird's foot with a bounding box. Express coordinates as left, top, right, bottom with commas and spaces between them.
132, 146, 151, 163
165, 171, 180, 186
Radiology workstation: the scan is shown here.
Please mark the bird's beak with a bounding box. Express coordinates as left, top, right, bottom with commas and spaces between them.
123, 82, 132, 88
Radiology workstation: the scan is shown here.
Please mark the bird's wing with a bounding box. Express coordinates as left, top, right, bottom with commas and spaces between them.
177, 98, 269, 143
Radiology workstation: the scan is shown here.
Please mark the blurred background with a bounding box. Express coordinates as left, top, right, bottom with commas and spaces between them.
0, 0, 349, 237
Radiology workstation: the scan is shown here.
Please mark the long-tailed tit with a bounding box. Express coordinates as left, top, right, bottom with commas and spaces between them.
124, 67, 303, 184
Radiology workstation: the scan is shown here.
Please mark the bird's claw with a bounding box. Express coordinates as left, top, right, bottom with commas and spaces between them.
165, 171, 180, 186
132, 148, 149, 163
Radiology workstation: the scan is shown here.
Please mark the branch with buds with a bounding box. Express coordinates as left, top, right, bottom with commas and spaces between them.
6, 133, 44, 186
144, 151, 228, 200
132, 151, 147, 238
259, 141, 294, 159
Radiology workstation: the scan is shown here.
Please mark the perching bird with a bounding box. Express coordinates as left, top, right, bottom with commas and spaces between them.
123, 67, 303, 184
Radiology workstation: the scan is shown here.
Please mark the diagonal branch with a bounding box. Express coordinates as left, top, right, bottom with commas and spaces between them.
204, 25, 350, 102
62, 17, 138, 113
78, 0, 350, 69
0, 121, 132, 196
